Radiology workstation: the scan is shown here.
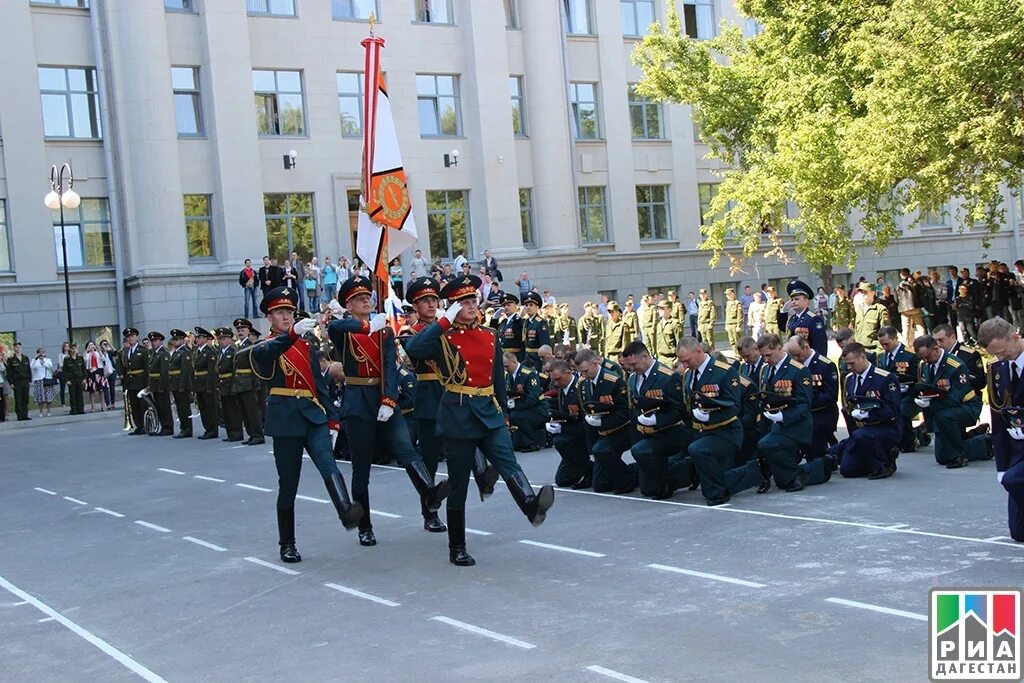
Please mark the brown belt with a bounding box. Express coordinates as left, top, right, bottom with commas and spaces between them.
636, 421, 683, 435
346, 377, 381, 386
692, 416, 738, 432
269, 387, 323, 410
445, 384, 494, 397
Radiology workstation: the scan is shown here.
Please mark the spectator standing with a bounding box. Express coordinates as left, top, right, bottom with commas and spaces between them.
483, 249, 501, 282
486, 282, 503, 307
239, 258, 258, 318
515, 272, 532, 299
1010, 260, 1024, 332
747, 291, 766, 339
290, 252, 307, 310
389, 258, 405, 299
0, 348, 6, 422
740, 285, 754, 321
55, 340, 69, 407
879, 285, 900, 334
815, 286, 830, 326
410, 249, 428, 280
895, 268, 924, 344
62, 342, 86, 416
429, 256, 444, 278
100, 339, 117, 408
30, 347, 56, 417
4, 342, 31, 420
304, 267, 320, 313
336, 256, 353, 282
322, 257, 339, 301
453, 252, 468, 273
258, 256, 282, 297
954, 283, 978, 343
544, 289, 557, 306
83, 340, 111, 412
686, 291, 699, 337
281, 259, 299, 292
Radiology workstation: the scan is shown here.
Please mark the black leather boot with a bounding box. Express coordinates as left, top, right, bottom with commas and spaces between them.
353, 491, 376, 546
447, 508, 475, 566
505, 471, 554, 527
324, 473, 363, 531
473, 450, 499, 501
277, 508, 301, 563
405, 460, 449, 512
421, 497, 447, 532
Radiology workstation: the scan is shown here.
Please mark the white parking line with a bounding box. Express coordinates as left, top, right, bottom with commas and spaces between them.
296, 495, 328, 504
518, 540, 605, 558
63, 497, 88, 506
194, 475, 225, 483
465, 528, 492, 536
646, 563, 766, 588
430, 616, 536, 650
824, 597, 927, 622
157, 468, 185, 475
0, 574, 168, 683
34, 488, 57, 496
182, 536, 227, 552
324, 582, 400, 607
94, 507, 125, 518
235, 483, 272, 492
134, 521, 171, 533
243, 557, 300, 576
586, 664, 651, 683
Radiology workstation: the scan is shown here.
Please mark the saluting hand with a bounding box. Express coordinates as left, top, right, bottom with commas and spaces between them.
368, 314, 388, 334
293, 318, 317, 337
443, 301, 463, 323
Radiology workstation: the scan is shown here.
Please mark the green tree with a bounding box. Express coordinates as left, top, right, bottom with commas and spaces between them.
632, 0, 1024, 276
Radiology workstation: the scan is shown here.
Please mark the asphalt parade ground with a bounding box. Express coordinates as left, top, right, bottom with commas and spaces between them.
1, 415, 1020, 683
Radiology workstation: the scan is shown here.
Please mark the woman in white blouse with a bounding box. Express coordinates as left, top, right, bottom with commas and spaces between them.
30, 347, 56, 417
747, 291, 766, 340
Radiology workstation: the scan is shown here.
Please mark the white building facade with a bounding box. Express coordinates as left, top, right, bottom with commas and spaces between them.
0, 0, 1022, 351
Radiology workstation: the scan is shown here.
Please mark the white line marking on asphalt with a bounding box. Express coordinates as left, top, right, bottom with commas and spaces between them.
13, 601, 28, 606
235, 483, 272, 492
984, 536, 1011, 542
646, 563, 766, 588
465, 528, 492, 536
34, 488, 57, 496
157, 468, 185, 475
182, 536, 227, 552
63, 497, 87, 505
518, 540, 605, 558
38, 617, 55, 623
134, 521, 171, 533
0, 574, 168, 683
430, 616, 536, 650
231, 445, 246, 450
296, 494, 329, 504
243, 557, 300, 575
324, 583, 400, 607
94, 507, 125, 518
373, 511, 402, 519
824, 597, 927, 622
586, 664, 651, 683
194, 475, 225, 483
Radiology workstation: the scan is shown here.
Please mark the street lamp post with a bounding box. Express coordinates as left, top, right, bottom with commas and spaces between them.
44, 163, 80, 345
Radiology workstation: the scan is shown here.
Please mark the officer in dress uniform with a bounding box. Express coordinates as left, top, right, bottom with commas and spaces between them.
522, 292, 551, 369
622, 341, 697, 499
216, 328, 244, 442
855, 283, 889, 352
786, 280, 828, 356
725, 288, 744, 353
146, 331, 174, 436
504, 352, 548, 452
677, 336, 768, 505
653, 300, 682, 366
574, 348, 637, 493
192, 327, 219, 439
755, 334, 837, 492
785, 334, 839, 462
167, 329, 194, 438
119, 328, 149, 435
405, 275, 555, 567
497, 294, 525, 362
697, 289, 717, 347
735, 336, 765, 463
604, 302, 630, 362
877, 326, 925, 453
327, 276, 449, 547
831, 341, 902, 478
232, 318, 265, 446
977, 317, 1024, 542
544, 360, 592, 489
247, 286, 363, 563
911, 334, 992, 468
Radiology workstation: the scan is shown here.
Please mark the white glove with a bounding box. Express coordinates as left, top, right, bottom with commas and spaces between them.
293, 318, 317, 337
376, 404, 394, 422
851, 409, 869, 420
327, 300, 345, 320
1008, 427, 1024, 441
762, 410, 783, 423
899, 385, 909, 394
638, 413, 657, 427
330, 429, 339, 448
368, 314, 388, 334
507, 399, 516, 410
692, 408, 710, 423
545, 422, 562, 435
914, 396, 931, 409
444, 301, 463, 323
137, 388, 150, 398
997, 471, 1006, 484
585, 414, 602, 427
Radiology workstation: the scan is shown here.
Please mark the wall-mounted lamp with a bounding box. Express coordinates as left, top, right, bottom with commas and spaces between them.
283, 149, 298, 170
443, 148, 460, 168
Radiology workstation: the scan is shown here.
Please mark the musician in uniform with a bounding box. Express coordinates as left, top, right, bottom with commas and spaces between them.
785, 334, 839, 462
977, 317, 1024, 542
697, 288, 717, 346
405, 275, 555, 567
327, 276, 448, 547
504, 351, 548, 452
604, 302, 630, 362
653, 300, 682, 366
724, 288, 744, 353
146, 331, 174, 436
497, 294, 525, 362
575, 348, 637, 494
522, 291, 551, 369
786, 279, 828, 356
545, 360, 591, 489
192, 327, 219, 439
232, 318, 265, 446
831, 342, 902, 479
877, 326, 926, 453
167, 329, 194, 439
119, 328, 149, 435
216, 327, 245, 442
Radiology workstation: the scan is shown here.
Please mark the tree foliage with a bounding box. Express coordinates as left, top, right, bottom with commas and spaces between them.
632, 0, 1024, 272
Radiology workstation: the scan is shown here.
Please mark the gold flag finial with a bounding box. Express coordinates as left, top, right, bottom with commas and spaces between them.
369, 12, 376, 36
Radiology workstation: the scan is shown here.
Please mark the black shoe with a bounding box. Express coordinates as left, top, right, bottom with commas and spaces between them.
519, 445, 540, 453
984, 435, 994, 460
447, 508, 476, 566
423, 512, 447, 533
917, 431, 932, 448
358, 528, 377, 546
173, 432, 192, 439
946, 455, 969, 469
450, 546, 476, 566
687, 457, 701, 491
757, 458, 772, 494
324, 473, 362, 531
197, 432, 218, 440
405, 461, 449, 512
277, 508, 301, 563
246, 437, 266, 446
130, 428, 146, 435
653, 481, 677, 500
822, 454, 839, 482
280, 543, 301, 563
706, 494, 731, 506
474, 452, 498, 501
963, 423, 990, 440
868, 464, 895, 480
570, 475, 592, 490
156, 428, 173, 437
785, 470, 807, 492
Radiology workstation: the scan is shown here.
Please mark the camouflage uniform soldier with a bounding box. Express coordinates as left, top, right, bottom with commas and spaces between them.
697, 289, 717, 347
763, 286, 783, 336
724, 288, 744, 352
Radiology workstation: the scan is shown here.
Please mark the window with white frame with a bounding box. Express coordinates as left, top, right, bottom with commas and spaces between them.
247, 0, 296, 16
171, 67, 203, 136
504, 0, 518, 28
570, 82, 599, 140
562, 0, 592, 35
416, 74, 461, 137
253, 69, 305, 136
184, 194, 213, 260
621, 0, 654, 37
333, 0, 376, 20
628, 84, 663, 139
52, 198, 113, 269
39, 67, 102, 139
578, 186, 609, 243
519, 189, 535, 246
336, 72, 364, 138
413, 0, 452, 24
683, 0, 715, 40
637, 185, 672, 240
426, 190, 471, 259
510, 76, 527, 136
0, 200, 11, 272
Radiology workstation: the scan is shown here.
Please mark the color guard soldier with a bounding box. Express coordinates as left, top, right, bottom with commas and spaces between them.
785, 334, 839, 462
697, 288, 717, 346
119, 328, 149, 435
216, 327, 244, 442
855, 283, 889, 352
831, 342, 901, 479
653, 300, 682, 366
604, 302, 630, 362
405, 275, 555, 567
498, 293, 525, 362
192, 327, 219, 439
786, 279, 828, 356
724, 288, 744, 353
677, 337, 768, 505
877, 326, 926, 452
232, 318, 265, 446
327, 276, 449, 547
755, 334, 836, 492
168, 329, 194, 438
397, 361, 418, 448
146, 331, 174, 436
504, 352, 548, 452
522, 291, 551, 369
977, 317, 1024, 541
248, 286, 363, 563
575, 348, 637, 493
763, 287, 783, 336
911, 334, 992, 468
580, 301, 605, 353
545, 360, 592, 489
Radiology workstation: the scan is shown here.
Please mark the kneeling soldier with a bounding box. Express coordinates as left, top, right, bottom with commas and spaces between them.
574, 348, 637, 494
545, 360, 591, 489
831, 342, 901, 478
504, 352, 548, 452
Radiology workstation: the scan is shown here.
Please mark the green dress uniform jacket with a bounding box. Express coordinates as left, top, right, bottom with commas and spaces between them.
629, 361, 690, 497
193, 344, 218, 393
604, 319, 629, 360
118, 344, 149, 392
499, 313, 525, 361
63, 354, 86, 414
653, 316, 682, 365
697, 299, 717, 343
508, 364, 548, 450
855, 303, 890, 352
763, 298, 783, 335
553, 315, 579, 348
148, 347, 170, 393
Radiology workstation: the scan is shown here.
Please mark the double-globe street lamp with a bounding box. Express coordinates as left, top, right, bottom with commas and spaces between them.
43, 163, 80, 345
